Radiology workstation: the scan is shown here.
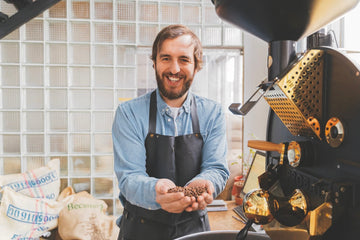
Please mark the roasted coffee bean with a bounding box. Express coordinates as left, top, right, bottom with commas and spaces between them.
168, 186, 207, 198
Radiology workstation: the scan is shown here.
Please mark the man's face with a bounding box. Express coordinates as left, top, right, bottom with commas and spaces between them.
154, 34, 197, 101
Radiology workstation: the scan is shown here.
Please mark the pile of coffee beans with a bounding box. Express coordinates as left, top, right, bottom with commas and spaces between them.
168, 186, 207, 198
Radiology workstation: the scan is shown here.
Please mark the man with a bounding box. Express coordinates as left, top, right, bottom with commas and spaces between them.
112, 24, 229, 240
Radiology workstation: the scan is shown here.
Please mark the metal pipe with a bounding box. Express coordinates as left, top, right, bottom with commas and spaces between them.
268, 40, 297, 79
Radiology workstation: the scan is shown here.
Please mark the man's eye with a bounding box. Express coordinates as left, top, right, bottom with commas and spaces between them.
180, 58, 190, 63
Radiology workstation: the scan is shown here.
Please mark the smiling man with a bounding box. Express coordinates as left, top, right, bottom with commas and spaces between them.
112, 24, 229, 240
154, 31, 198, 106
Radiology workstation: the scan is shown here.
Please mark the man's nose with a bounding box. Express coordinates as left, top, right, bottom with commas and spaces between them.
169, 60, 180, 74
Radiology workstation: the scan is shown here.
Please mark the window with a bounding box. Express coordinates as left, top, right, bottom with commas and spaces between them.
343, 3, 360, 63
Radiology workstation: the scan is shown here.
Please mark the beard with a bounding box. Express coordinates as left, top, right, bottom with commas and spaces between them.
156, 71, 193, 100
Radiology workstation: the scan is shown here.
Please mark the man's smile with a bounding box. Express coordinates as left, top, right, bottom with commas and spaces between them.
168, 75, 180, 82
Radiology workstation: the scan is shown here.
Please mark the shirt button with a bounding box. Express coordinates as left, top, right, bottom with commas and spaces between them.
168, 118, 171, 122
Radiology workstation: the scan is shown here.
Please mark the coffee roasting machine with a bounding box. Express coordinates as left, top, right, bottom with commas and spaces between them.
211, 0, 360, 239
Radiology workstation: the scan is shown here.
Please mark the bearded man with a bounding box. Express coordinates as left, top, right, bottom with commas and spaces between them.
112, 24, 229, 240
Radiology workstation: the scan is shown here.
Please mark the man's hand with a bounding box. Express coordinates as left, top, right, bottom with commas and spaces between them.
185, 179, 214, 212
155, 179, 194, 213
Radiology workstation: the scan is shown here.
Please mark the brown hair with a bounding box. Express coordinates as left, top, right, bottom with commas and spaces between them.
151, 24, 203, 71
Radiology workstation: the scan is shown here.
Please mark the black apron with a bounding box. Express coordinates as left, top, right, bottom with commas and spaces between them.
118, 91, 210, 240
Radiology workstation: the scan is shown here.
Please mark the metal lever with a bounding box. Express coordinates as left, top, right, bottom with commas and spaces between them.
248, 140, 285, 154
229, 78, 278, 116
248, 139, 288, 165
236, 219, 254, 240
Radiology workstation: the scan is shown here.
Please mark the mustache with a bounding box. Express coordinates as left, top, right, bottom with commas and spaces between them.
165, 73, 185, 78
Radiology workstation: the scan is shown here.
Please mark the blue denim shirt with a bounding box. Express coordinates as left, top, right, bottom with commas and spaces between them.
112, 89, 229, 210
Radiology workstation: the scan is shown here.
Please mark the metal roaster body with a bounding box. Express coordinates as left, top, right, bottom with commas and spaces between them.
213, 0, 360, 239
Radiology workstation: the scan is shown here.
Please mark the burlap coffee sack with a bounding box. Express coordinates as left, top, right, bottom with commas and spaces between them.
0, 187, 67, 239
58, 190, 119, 240
0, 159, 60, 200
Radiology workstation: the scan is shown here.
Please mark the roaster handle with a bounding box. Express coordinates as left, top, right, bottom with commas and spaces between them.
229, 77, 278, 116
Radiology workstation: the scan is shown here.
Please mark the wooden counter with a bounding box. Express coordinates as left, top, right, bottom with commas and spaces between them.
208, 201, 245, 231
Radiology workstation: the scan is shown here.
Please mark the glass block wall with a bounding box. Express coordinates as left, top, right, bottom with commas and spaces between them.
0, 0, 243, 216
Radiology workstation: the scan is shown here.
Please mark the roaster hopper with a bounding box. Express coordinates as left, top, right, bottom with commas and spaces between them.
212, 0, 360, 239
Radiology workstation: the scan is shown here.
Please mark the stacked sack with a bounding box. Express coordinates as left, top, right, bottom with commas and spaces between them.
0, 159, 64, 239
0, 159, 119, 240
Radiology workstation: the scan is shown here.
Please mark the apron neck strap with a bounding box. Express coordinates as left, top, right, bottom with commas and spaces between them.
149, 91, 157, 134
190, 96, 200, 133
148, 90, 200, 133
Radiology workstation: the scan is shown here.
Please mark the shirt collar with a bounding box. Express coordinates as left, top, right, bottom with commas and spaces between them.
156, 89, 192, 115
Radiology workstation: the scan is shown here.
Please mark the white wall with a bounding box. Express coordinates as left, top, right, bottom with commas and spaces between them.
242, 33, 269, 164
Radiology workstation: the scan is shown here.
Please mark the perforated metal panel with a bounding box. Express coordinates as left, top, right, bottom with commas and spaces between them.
264, 49, 324, 139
